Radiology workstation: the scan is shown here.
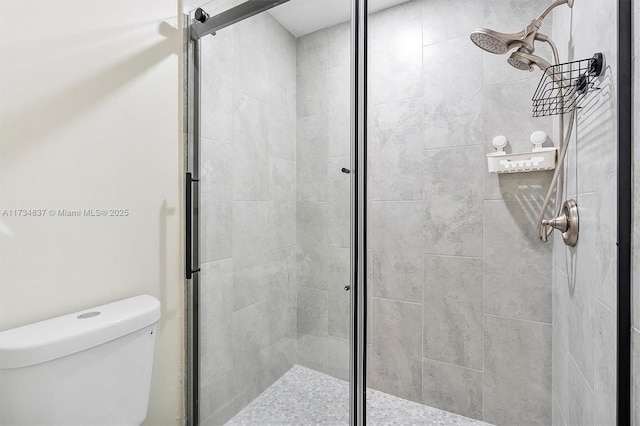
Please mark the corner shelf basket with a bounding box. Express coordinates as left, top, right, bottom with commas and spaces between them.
532, 52, 604, 117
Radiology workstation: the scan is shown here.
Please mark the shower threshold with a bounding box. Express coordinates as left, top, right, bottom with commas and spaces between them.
226, 365, 491, 425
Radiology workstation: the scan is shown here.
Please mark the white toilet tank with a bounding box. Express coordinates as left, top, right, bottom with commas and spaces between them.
0, 295, 161, 426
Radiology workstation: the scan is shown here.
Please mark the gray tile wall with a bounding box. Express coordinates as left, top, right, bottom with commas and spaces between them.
296, 0, 558, 424
198, 13, 298, 426
295, 21, 352, 382
551, 1, 618, 425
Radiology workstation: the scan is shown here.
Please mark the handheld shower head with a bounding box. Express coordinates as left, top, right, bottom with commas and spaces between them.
507, 50, 551, 72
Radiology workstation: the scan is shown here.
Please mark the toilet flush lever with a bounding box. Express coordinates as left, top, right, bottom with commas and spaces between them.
541, 199, 579, 247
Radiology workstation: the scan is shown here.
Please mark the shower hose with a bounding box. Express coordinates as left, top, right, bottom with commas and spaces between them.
535, 37, 578, 242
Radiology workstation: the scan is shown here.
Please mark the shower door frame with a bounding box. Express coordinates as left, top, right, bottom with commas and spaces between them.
184, 1, 370, 424
617, 0, 632, 423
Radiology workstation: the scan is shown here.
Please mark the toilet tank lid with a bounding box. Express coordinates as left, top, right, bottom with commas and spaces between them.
0, 295, 161, 369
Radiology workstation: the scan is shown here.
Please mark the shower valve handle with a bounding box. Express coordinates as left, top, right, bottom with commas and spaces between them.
541, 214, 568, 233
541, 199, 579, 247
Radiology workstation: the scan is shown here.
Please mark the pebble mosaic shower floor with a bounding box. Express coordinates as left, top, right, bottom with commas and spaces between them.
226, 365, 491, 425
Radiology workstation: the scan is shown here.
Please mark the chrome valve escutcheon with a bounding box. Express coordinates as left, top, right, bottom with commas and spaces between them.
542, 199, 579, 247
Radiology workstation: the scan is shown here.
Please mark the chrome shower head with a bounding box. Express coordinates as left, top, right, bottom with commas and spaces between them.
469, 28, 524, 54
469, 0, 573, 70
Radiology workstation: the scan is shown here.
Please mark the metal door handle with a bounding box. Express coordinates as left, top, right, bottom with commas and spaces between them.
185, 172, 201, 279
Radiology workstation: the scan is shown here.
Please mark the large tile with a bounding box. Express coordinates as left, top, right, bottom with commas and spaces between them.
269, 337, 296, 386
201, 375, 250, 426
232, 93, 269, 201
233, 262, 273, 313
266, 21, 296, 163
327, 21, 350, 69
201, 138, 232, 201
232, 201, 274, 310
483, 315, 552, 426
593, 301, 616, 426
566, 356, 595, 426
592, 180, 617, 313
232, 299, 270, 401
297, 114, 328, 202
297, 286, 328, 373
370, 98, 424, 201
370, 298, 423, 403
327, 336, 350, 381
483, 77, 554, 201
423, 37, 483, 149
424, 146, 483, 257
297, 334, 327, 373
327, 157, 351, 248
484, 200, 552, 323
231, 201, 275, 269
200, 30, 233, 143
594, 0, 617, 70
328, 247, 350, 340
200, 139, 233, 262
370, 0, 423, 105
552, 393, 567, 426
422, 0, 483, 46
268, 157, 296, 249
297, 30, 328, 117
575, 75, 617, 196
552, 266, 573, 423
484, 74, 558, 147
269, 249, 296, 344
297, 286, 328, 337
200, 198, 233, 264
369, 201, 424, 303
423, 255, 483, 370
327, 65, 351, 158
297, 202, 328, 290
233, 13, 270, 105
200, 259, 234, 393
566, 193, 597, 389
422, 359, 483, 421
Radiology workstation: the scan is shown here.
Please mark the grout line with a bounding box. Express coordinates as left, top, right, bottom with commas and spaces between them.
422, 356, 483, 374
368, 200, 425, 203
567, 351, 595, 395
423, 253, 483, 261
370, 295, 423, 306
552, 391, 569, 426
370, 95, 425, 108
423, 144, 485, 152
483, 312, 552, 326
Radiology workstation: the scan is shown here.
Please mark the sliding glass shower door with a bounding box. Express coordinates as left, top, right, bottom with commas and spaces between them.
185, 1, 355, 424
187, 0, 623, 424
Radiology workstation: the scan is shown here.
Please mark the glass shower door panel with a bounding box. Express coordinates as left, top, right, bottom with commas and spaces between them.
192, 2, 353, 424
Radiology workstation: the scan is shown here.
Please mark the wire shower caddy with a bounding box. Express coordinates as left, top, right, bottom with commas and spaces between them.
532, 52, 604, 117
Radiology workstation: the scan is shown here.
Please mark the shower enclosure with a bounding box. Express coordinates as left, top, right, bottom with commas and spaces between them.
184, 0, 630, 424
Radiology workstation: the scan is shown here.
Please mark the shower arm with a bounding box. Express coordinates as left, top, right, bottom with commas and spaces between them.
535, 0, 574, 24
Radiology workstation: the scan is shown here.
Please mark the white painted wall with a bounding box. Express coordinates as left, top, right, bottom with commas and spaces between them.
0, 0, 184, 424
